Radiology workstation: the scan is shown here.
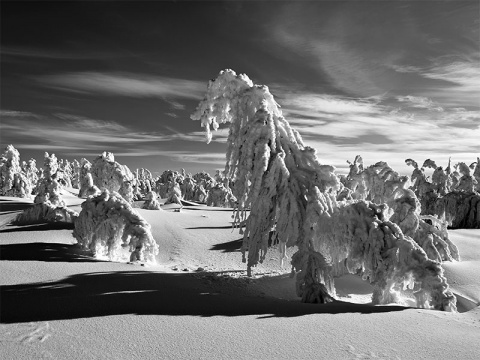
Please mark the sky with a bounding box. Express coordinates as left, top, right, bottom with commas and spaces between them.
1, 0, 479, 176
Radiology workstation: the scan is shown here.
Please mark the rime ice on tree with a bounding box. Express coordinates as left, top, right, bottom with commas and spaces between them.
142, 191, 163, 210
192, 69, 457, 311
73, 190, 159, 261
15, 152, 77, 224
406, 158, 480, 229
0, 144, 33, 197
90, 152, 135, 202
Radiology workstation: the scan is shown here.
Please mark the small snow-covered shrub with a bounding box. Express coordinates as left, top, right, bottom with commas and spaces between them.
73, 190, 159, 261
164, 181, 183, 206
142, 191, 162, 210
206, 183, 237, 207
15, 199, 78, 225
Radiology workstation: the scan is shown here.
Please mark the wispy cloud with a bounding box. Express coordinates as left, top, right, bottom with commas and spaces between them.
36, 72, 206, 100
272, 27, 382, 96
1, 111, 168, 152
390, 56, 480, 107
396, 95, 443, 111
114, 150, 226, 165
422, 58, 480, 92
1, 46, 130, 61
269, 87, 479, 174
1, 110, 228, 160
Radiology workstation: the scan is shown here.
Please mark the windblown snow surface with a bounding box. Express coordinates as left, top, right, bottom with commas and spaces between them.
1, 190, 479, 359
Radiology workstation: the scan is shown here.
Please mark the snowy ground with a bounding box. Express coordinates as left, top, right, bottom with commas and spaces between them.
1, 192, 479, 360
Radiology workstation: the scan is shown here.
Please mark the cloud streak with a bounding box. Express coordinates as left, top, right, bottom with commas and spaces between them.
268, 87, 480, 174
36, 72, 207, 100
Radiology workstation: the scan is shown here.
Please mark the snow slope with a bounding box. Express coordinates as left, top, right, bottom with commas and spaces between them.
1, 196, 479, 359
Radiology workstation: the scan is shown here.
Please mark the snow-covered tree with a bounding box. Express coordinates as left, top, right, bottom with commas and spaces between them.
473, 158, 480, 192
406, 158, 479, 229
23, 158, 39, 195
191, 69, 456, 311
78, 159, 95, 198
192, 171, 216, 191
193, 184, 207, 203
15, 152, 77, 224
71, 159, 81, 189
434, 192, 480, 229
342, 157, 458, 263
90, 152, 135, 202
135, 168, 154, 199
206, 183, 237, 207
142, 191, 162, 210
0, 144, 23, 196
454, 162, 477, 193
58, 159, 73, 188
164, 181, 183, 206
180, 176, 197, 201
73, 190, 159, 261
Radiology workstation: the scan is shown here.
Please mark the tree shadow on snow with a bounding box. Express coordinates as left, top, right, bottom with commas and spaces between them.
210, 238, 243, 252
186, 225, 236, 230
0, 200, 33, 212
0, 271, 407, 323
210, 234, 276, 252
0, 222, 75, 233
0, 241, 102, 263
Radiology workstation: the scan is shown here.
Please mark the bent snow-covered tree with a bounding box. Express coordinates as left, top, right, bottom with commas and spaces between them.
73, 190, 159, 261
192, 69, 456, 311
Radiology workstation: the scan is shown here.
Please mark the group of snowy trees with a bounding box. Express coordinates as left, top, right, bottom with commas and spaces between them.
191, 69, 472, 311
404, 158, 480, 229
1, 144, 234, 263
3, 68, 478, 312
0, 145, 237, 208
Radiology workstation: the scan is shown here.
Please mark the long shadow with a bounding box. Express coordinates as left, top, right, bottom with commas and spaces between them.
0, 242, 101, 263
182, 207, 237, 212
186, 225, 236, 230
0, 222, 75, 233
0, 271, 407, 323
210, 234, 277, 252
210, 238, 243, 252
0, 201, 33, 212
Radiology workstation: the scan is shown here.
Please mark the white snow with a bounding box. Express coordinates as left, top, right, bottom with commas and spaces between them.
1, 196, 479, 359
